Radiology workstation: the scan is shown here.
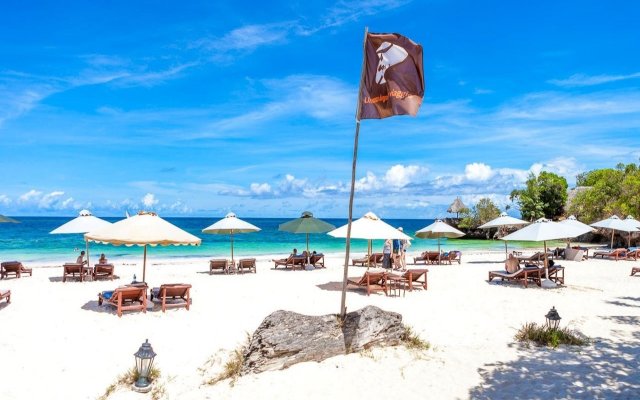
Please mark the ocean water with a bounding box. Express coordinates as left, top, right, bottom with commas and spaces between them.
0, 217, 547, 263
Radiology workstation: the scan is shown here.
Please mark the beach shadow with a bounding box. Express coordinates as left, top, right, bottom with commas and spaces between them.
316, 281, 379, 297
606, 296, 640, 308
468, 315, 640, 399
0, 302, 10, 310
468, 260, 506, 264
81, 300, 155, 316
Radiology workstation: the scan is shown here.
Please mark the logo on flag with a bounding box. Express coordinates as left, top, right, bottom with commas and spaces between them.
359, 33, 424, 120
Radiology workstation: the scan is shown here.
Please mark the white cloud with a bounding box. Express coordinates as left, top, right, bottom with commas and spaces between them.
548, 72, 640, 87
197, 22, 296, 52
465, 163, 493, 181
384, 165, 425, 188
250, 183, 272, 195
19, 189, 43, 202
142, 193, 159, 208
38, 191, 65, 208
0, 195, 11, 205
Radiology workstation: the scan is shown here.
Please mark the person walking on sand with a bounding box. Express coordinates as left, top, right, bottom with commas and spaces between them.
382, 238, 392, 269
400, 229, 411, 270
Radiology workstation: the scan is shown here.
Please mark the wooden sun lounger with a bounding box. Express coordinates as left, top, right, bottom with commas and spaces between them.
441, 251, 461, 265
593, 248, 627, 261
1, 261, 32, 280
237, 258, 256, 273
150, 283, 192, 312
516, 252, 545, 266
62, 263, 92, 282
93, 263, 115, 280
310, 253, 325, 268
347, 271, 387, 296
631, 267, 640, 276
488, 266, 542, 288
98, 285, 147, 317
625, 249, 640, 261
0, 289, 10, 304
352, 253, 383, 267
209, 259, 229, 274
273, 255, 306, 269
398, 269, 428, 291
546, 265, 565, 285
413, 251, 436, 265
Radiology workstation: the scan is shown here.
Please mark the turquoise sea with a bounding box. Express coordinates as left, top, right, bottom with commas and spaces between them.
0, 217, 548, 263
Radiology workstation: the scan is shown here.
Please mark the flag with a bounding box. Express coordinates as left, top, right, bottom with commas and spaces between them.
359, 32, 424, 120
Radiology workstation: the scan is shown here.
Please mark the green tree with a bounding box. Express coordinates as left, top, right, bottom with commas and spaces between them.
511, 172, 568, 221
568, 167, 624, 221
458, 199, 500, 229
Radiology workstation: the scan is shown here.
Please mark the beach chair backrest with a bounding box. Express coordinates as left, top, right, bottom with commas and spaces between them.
161, 284, 191, 297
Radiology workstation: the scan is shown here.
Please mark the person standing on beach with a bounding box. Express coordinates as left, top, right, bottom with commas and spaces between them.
392, 237, 401, 269
382, 238, 392, 269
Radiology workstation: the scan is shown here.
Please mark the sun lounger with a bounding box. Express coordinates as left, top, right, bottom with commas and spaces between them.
0, 289, 10, 304
98, 285, 147, 317
631, 267, 640, 276
347, 271, 387, 296
1, 261, 33, 280
488, 266, 542, 288
516, 252, 545, 266
93, 263, 115, 280
209, 259, 229, 274
63, 263, 92, 282
625, 249, 640, 261
237, 258, 256, 273
397, 269, 428, 291
546, 265, 565, 285
273, 255, 306, 270
310, 253, 325, 268
593, 248, 627, 261
150, 283, 191, 312
413, 251, 439, 265
441, 251, 461, 265
352, 253, 383, 267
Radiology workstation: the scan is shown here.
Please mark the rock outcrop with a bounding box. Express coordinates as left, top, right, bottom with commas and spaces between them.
242, 305, 403, 374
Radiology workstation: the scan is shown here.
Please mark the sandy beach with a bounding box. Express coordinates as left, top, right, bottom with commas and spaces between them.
1, 250, 639, 399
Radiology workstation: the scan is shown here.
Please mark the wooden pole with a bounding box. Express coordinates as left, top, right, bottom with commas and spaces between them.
142, 244, 147, 283
340, 27, 368, 319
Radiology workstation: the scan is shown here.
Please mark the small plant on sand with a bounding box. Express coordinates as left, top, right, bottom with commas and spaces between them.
401, 326, 431, 351
207, 334, 251, 387
515, 322, 589, 348
98, 366, 162, 400
208, 348, 245, 386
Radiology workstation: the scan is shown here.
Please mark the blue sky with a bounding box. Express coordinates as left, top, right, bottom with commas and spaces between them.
1, 0, 639, 218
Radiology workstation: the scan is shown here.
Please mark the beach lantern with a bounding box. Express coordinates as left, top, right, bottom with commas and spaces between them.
133, 339, 156, 392
545, 307, 561, 330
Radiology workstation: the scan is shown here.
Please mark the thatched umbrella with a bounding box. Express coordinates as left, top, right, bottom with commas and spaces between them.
447, 197, 466, 218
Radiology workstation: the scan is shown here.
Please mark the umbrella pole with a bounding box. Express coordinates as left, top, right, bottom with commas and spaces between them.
306, 233, 310, 254
85, 239, 90, 282
504, 241, 508, 261
543, 241, 548, 279
142, 244, 147, 283
367, 239, 371, 269
438, 236, 441, 265
611, 229, 615, 249
231, 231, 234, 265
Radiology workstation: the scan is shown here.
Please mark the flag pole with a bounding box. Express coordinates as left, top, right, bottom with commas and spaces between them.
340, 26, 369, 319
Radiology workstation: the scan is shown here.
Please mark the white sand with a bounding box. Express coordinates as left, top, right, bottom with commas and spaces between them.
1, 251, 639, 399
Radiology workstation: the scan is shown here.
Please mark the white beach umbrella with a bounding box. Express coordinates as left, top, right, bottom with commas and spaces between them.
51, 209, 113, 270
478, 212, 529, 259
415, 219, 465, 264
559, 215, 594, 246
328, 212, 411, 267
590, 215, 639, 249
328, 212, 411, 240
85, 211, 201, 282
501, 218, 592, 287
202, 212, 261, 264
